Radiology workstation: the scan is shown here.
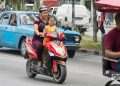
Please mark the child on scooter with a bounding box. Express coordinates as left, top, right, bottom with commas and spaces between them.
43, 16, 57, 45
42, 16, 57, 68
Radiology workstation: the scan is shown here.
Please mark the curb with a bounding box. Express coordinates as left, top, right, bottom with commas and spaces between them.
78, 48, 102, 55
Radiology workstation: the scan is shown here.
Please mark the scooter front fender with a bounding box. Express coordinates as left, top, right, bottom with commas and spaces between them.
57, 61, 66, 66
52, 60, 66, 73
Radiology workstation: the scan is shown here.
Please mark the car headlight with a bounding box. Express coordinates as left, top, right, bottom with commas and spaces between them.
75, 36, 80, 42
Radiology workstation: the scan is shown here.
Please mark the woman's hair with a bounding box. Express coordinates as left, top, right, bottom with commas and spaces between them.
115, 13, 120, 25
39, 6, 48, 13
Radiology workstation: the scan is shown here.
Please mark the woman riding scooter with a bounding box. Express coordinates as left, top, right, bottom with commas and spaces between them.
25, 9, 67, 83
32, 6, 49, 60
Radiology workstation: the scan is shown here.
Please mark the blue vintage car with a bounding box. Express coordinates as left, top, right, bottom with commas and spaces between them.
0, 11, 81, 58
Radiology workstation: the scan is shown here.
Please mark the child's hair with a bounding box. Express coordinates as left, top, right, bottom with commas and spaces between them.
48, 15, 57, 25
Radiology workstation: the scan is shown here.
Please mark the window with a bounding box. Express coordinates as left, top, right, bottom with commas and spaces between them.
0, 13, 10, 25
60, 0, 80, 4
20, 13, 38, 25
0, 14, 3, 24
25, 0, 34, 4
9, 13, 17, 26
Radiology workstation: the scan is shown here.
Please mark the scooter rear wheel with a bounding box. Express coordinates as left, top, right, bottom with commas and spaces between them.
53, 64, 67, 84
26, 59, 36, 78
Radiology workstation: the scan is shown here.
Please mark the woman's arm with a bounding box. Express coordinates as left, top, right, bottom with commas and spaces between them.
34, 24, 44, 36
43, 26, 47, 33
105, 49, 120, 58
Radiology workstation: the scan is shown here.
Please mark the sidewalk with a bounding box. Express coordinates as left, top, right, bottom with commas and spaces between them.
78, 48, 101, 55
79, 24, 115, 55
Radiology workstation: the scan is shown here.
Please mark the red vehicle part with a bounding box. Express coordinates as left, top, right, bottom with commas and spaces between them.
46, 41, 67, 58
45, 32, 67, 73
52, 60, 57, 73
96, 0, 120, 12
25, 38, 38, 60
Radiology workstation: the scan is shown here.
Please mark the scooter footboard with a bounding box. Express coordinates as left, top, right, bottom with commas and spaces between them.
103, 57, 120, 77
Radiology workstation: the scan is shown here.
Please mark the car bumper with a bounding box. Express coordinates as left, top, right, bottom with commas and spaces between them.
76, 24, 89, 29
65, 43, 80, 50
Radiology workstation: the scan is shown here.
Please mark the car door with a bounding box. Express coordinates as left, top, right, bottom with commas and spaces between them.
1, 13, 18, 48
0, 12, 11, 47
0, 13, 4, 45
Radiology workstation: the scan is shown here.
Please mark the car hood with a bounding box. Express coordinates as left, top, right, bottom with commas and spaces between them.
58, 28, 80, 36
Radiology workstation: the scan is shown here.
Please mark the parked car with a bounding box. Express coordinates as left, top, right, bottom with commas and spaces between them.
55, 4, 90, 34
0, 11, 81, 58
0, 11, 37, 56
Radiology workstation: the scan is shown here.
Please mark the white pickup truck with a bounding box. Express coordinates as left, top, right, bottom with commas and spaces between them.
54, 4, 90, 34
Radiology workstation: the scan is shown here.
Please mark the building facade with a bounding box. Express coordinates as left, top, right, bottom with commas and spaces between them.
60, 0, 91, 10
2, 0, 91, 11
4, 0, 59, 10
43, 0, 59, 7
2, 0, 39, 11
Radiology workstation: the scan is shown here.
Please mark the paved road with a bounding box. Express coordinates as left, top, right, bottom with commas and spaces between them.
0, 48, 109, 86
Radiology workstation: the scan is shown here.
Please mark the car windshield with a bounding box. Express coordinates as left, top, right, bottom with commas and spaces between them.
20, 13, 38, 25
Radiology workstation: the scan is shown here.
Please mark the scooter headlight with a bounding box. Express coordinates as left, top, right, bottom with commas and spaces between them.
49, 52, 54, 56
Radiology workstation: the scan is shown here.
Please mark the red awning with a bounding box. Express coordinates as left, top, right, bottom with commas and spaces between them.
43, 0, 59, 7
95, 0, 120, 12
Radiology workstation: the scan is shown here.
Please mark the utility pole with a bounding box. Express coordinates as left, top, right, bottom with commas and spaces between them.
91, 0, 98, 42
72, 0, 75, 28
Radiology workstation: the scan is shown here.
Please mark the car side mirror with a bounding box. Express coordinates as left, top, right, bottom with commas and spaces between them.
3, 15, 9, 19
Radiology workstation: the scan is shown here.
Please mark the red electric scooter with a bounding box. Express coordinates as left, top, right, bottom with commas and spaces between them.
24, 32, 67, 84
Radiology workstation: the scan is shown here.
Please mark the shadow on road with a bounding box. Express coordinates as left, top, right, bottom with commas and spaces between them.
0, 48, 20, 56
33, 77, 55, 83
24, 76, 67, 85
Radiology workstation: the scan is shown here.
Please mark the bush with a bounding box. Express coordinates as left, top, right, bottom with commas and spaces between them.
80, 35, 102, 51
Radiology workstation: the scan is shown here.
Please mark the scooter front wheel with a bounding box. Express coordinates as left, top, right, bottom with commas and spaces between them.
26, 59, 36, 78
53, 64, 67, 84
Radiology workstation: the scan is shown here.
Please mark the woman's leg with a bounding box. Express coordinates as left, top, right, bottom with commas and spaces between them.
32, 39, 43, 60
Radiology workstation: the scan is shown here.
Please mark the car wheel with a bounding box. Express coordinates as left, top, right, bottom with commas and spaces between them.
67, 50, 76, 58
20, 38, 26, 56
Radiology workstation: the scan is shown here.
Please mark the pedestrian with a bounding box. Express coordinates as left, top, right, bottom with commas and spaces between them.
104, 13, 120, 71
62, 17, 72, 30
97, 12, 106, 34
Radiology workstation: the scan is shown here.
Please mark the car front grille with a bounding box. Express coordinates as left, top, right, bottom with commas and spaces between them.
65, 35, 74, 42
64, 34, 80, 43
